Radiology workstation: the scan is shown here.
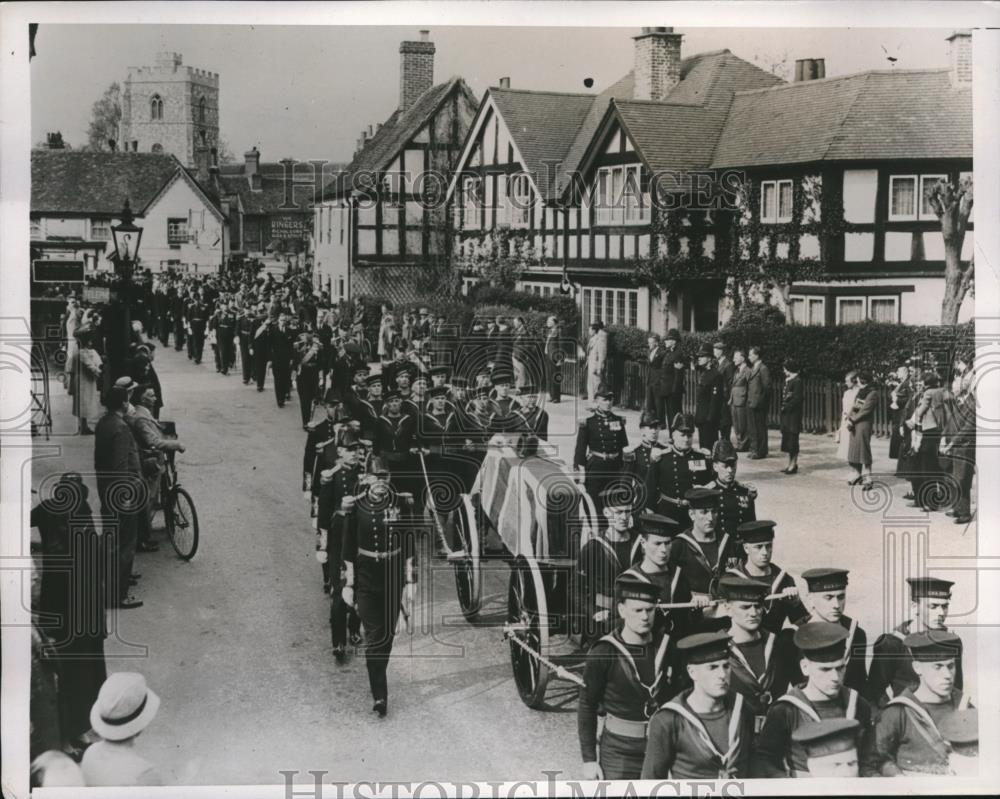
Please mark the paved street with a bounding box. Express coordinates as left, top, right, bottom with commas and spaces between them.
32, 345, 979, 785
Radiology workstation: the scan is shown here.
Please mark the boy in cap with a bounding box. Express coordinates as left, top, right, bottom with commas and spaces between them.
694, 343, 724, 448
874, 630, 971, 776
578, 486, 642, 645
709, 439, 757, 541
624, 413, 667, 480
727, 520, 808, 634
668, 488, 741, 608
865, 577, 963, 706
791, 718, 861, 777
579, 573, 673, 781
801, 568, 868, 692
514, 383, 548, 440
641, 631, 755, 779
644, 413, 714, 527
574, 389, 629, 514
752, 622, 880, 777
718, 575, 797, 731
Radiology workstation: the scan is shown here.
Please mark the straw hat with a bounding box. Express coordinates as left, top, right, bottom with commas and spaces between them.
90, 672, 160, 741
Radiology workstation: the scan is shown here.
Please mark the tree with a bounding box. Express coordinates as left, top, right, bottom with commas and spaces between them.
927, 175, 974, 325
217, 137, 237, 164
86, 82, 121, 152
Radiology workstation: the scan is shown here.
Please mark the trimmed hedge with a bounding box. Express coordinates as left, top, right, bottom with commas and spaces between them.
468, 285, 579, 329
608, 319, 974, 383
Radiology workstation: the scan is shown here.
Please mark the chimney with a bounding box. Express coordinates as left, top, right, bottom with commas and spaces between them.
399, 29, 435, 111
632, 27, 683, 101
947, 30, 972, 87
499, 76, 510, 89
794, 58, 825, 82
244, 147, 260, 176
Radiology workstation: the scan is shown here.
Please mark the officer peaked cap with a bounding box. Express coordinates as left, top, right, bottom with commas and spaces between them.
792, 718, 860, 758
794, 621, 848, 662
677, 631, 731, 664
802, 568, 849, 593
906, 577, 954, 600
594, 389, 614, 400
904, 629, 962, 662
738, 520, 776, 544
338, 430, 361, 450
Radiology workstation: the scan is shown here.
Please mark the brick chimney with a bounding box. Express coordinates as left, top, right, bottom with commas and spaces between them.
794, 58, 826, 82
947, 30, 972, 87
245, 147, 261, 191
499, 77, 511, 89
399, 29, 435, 111
633, 27, 683, 101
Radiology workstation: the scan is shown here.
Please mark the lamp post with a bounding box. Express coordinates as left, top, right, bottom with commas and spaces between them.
109, 199, 143, 380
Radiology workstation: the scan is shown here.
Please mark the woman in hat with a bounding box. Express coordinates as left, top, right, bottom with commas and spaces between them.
845, 371, 877, 490
70, 315, 104, 435
907, 371, 949, 510
81, 673, 162, 786
779, 359, 803, 475
835, 370, 859, 463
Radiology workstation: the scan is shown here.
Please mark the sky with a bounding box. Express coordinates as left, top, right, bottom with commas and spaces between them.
30, 24, 955, 163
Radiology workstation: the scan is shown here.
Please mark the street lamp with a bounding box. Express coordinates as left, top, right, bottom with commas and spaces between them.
108, 199, 143, 380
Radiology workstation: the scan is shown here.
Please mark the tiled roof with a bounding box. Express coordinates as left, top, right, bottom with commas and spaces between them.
31, 150, 183, 215
711, 69, 972, 168
217, 161, 340, 215
488, 88, 596, 198
318, 77, 476, 201
615, 101, 730, 180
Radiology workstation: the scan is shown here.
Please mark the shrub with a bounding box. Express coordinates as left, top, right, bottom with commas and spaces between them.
468, 285, 579, 329
725, 302, 786, 329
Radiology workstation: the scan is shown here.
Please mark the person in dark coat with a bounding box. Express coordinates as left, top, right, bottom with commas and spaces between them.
268, 312, 296, 408
714, 342, 736, 445
31, 472, 108, 744
730, 348, 751, 452
124, 345, 163, 419
644, 333, 668, 426
693, 344, 723, 449
746, 346, 771, 458
251, 307, 272, 392
887, 364, 913, 462
943, 352, 975, 524
779, 360, 804, 475
846, 372, 878, 490
907, 371, 950, 511
543, 316, 564, 403
663, 330, 685, 425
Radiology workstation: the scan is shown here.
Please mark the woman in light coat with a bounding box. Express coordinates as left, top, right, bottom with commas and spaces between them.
63, 300, 81, 396
70, 316, 102, 435
835, 370, 859, 462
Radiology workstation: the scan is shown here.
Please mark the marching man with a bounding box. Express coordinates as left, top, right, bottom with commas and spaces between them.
644, 413, 714, 527
800, 568, 869, 692
668, 488, 741, 612
574, 389, 629, 515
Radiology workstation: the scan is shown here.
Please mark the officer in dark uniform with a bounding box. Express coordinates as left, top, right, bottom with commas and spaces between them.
574, 389, 629, 515
752, 622, 881, 778
171, 286, 187, 352
645, 413, 713, 526
251, 311, 271, 392
718, 575, 797, 733
709, 439, 757, 542
217, 302, 236, 375
372, 389, 420, 515
865, 577, 963, 706
513, 384, 548, 440
694, 344, 724, 448
268, 313, 296, 408
303, 389, 341, 515
668, 488, 741, 608
295, 330, 323, 428
726, 521, 809, 635
624, 414, 667, 481
800, 568, 868, 693
340, 458, 418, 718
187, 292, 208, 364
578, 573, 674, 781
237, 305, 255, 384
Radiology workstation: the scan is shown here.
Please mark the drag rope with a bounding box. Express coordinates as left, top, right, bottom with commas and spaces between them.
502, 622, 587, 687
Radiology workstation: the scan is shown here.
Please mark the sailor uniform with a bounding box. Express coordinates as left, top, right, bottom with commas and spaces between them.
875, 687, 972, 775
726, 562, 809, 634
625, 441, 666, 481
668, 529, 741, 601
578, 533, 636, 643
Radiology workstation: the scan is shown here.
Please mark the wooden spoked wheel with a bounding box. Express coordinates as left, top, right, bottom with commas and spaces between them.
452, 494, 482, 621
507, 556, 550, 709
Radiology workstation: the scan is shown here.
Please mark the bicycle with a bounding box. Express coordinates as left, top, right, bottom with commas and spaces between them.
158, 422, 200, 560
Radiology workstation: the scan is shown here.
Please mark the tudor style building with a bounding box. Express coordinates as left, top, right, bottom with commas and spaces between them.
312, 30, 478, 304
448, 27, 974, 332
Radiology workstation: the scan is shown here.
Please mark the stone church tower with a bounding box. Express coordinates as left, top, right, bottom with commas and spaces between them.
119, 52, 219, 169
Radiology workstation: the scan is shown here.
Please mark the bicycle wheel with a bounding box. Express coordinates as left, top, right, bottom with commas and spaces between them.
166, 486, 200, 560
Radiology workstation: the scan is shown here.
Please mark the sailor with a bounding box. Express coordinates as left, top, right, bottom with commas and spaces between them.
356, 374, 384, 441
513, 384, 549, 441
488, 370, 522, 434
624, 413, 667, 481
578, 487, 642, 646
645, 413, 714, 526
578, 573, 674, 781
726, 520, 809, 634
668, 488, 741, 612
874, 630, 972, 776
791, 718, 862, 777
372, 389, 420, 516
574, 390, 629, 515
641, 631, 755, 779
709, 439, 757, 541
800, 568, 868, 693
340, 458, 418, 718
717, 575, 796, 732
447, 376, 469, 415
865, 577, 964, 706
752, 622, 881, 777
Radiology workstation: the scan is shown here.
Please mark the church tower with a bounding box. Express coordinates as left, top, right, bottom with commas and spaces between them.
119, 52, 219, 169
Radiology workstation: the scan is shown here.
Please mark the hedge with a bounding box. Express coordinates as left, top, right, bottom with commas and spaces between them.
608, 319, 974, 384
468, 285, 579, 330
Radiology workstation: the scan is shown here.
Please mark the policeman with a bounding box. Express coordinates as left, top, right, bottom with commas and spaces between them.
717, 575, 796, 732
641, 631, 755, 779
727, 521, 809, 634
578, 487, 641, 646
574, 389, 629, 515
513, 384, 549, 441
874, 630, 970, 776
372, 389, 419, 515
644, 413, 713, 526
865, 577, 964, 706
578, 573, 673, 781
669, 488, 741, 609
340, 458, 418, 717
709, 439, 757, 541
792, 718, 862, 777
801, 568, 868, 693
752, 622, 880, 777
624, 414, 666, 481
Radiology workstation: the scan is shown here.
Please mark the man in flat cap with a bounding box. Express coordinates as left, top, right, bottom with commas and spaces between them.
641, 631, 755, 779
875, 630, 971, 776
865, 577, 963, 707
574, 389, 629, 515
727, 520, 808, 635
753, 622, 880, 777
579, 573, 672, 781
792, 718, 861, 777
709, 439, 757, 542
718, 575, 797, 732
800, 568, 868, 692
644, 412, 714, 527
668, 488, 741, 610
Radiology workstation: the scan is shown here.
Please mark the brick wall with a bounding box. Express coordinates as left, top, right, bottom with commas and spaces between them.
399, 39, 435, 110
633, 30, 683, 101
